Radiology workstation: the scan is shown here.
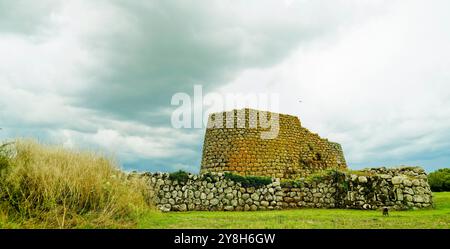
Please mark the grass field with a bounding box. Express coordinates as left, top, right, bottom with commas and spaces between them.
138, 192, 450, 229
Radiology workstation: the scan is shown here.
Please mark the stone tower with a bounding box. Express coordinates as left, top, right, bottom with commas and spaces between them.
200, 108, 347, 179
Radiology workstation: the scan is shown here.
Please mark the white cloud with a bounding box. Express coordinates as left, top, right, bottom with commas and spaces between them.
218, 0, 450, 171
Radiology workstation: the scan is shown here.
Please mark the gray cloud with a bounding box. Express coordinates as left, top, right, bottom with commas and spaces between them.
0, 0, 60, 34
217, 0, 450, 172
73, 0, 387, 124
4, 0, 448, 173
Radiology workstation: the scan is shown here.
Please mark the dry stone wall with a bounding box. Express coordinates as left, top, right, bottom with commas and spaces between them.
200, 108, 347, 179
143, 167, 433, 212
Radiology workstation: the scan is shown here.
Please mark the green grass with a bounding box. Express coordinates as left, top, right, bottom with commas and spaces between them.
137, 192, 450, 229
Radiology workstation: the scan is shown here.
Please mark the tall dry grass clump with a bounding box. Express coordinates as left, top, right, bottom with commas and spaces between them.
0, 139, 153, 228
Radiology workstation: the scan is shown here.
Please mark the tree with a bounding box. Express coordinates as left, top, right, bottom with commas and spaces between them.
428, 168, 450, 192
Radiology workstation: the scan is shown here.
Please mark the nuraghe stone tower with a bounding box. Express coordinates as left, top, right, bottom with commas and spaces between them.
200, 108, 347, 179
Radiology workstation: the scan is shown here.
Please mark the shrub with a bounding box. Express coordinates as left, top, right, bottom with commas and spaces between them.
224, 173, 272, 188
428, 168, 450, 192
0, 139, 152, 228
169, 170, 190, 183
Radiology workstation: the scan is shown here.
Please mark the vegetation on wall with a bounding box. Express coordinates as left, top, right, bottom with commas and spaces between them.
329, 169, 349, 193
305, 169, 334, 182
169, 170, 190, 183
223, 172, 272, 188
201, 172, 219, 183
280, 169, 346, 189
428, 168, 450, 192
280, 179, 303, 188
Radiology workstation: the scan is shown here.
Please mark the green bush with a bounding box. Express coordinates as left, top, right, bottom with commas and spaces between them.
428, 168, 450, 192
169, 170, 190, 183
224, 173, 272, 188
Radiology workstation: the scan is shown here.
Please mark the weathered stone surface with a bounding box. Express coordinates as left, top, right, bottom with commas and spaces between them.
396, 188, 404, 201
179, 204, 187, 212
413, 195, 424, 203
224, 206, 234, 211
412, 179, 421, 186
392, 176, 404, 185
210, 198, 219, 205
404, 188, 414, 195
200, 109, 347, 179
403, 179, 412, 187
159, 204, 171, 212
358, 176, 368, 183
261, 201, 269, 207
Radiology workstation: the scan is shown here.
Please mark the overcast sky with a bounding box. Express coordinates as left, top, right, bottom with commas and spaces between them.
1, 0, 449, 173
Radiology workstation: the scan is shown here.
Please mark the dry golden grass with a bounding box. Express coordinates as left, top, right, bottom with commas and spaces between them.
0, 139, 153, 228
